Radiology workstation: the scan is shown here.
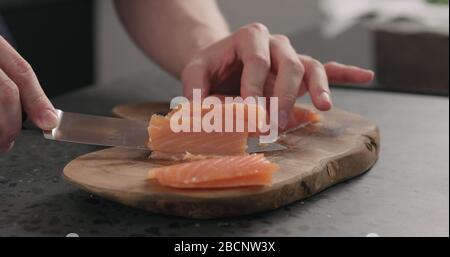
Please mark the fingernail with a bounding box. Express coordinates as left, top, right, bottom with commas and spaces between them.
278, 110, 289, 129
1, 141, 14, 154
318, 92, 332, 105
39, 110, 59, 130
7, 141, 15, 151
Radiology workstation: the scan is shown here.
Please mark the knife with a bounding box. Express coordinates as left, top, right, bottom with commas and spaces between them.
43, 110, 287, 153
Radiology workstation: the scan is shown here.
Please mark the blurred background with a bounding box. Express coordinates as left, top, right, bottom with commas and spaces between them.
0, 0, 448, 97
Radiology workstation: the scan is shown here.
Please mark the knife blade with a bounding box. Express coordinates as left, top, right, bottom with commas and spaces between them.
43, 110, 287, 153
43, 110, 149, 150
246, 137, 286, 153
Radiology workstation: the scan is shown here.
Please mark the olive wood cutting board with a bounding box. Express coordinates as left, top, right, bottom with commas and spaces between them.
62, 102, 380, 219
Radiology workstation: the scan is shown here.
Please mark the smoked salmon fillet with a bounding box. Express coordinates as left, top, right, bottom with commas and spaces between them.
167, 98, 320, 135
147, 98, 320, 160
148, 154, 279, 189
148, 114, 248, 160
167, 99, 267, 134
225, 96, 321, 132
283, 105, 321, 133
149, 100, 266, 160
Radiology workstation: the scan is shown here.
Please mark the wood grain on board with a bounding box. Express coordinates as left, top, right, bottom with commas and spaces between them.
63, 102, 379, 218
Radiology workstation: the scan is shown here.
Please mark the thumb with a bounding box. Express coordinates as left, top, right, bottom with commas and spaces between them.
22, 92, 58, 130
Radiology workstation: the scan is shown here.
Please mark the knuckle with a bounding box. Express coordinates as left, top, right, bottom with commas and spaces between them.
245, 83, 264, 96
0, 80, 19, 104
237, 26, 250, 36
239, 22, 269, 36
11, 57, 35, 85
245, 54, 270, 70
247, 22, 269, 33
13, 57, 33, 75
27, 94, 48, 109
273, 34, 291, 44
281, 93, 298, 104
283, 58, 304, 74
310, 59, 324, 70
181, 59, 207, 83
325, 61, 339, 66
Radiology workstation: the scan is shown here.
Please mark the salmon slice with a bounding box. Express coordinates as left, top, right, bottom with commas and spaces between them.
148, 114, 248, 160
209, 94, 322, 133
283, 105, 321, 133
148, 154, 279, 189
166, 97, 320, 136
167, 98, 267, 134
244, 104, 321, 136
148, 98, 319, 160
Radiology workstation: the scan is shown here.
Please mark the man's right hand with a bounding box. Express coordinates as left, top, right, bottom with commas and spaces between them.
0, 36, 58, 154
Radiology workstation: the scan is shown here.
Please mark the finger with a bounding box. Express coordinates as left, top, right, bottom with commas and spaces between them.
0, 141, 15, 154
299, 55, 332, 111
235, 23, 271, 98
270, 35, 304, 129
0, 68, 21, 153
323, 61, 374, 84
181, 59, 210, 99
0, 36, 58, 130
297, 81, 308, 97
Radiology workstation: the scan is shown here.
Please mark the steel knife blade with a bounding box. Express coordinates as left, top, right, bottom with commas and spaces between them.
43, 110, 287, 153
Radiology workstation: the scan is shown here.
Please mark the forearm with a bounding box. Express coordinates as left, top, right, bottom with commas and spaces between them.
114, 0, 230, 77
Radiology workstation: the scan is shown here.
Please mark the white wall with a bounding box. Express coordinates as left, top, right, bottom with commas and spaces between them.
95, 0, 321, 84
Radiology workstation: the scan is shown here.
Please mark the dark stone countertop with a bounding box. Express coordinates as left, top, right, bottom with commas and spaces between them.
0, 67, 448, 237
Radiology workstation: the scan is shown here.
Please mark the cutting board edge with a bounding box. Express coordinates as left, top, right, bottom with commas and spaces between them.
62, 132, 378, 219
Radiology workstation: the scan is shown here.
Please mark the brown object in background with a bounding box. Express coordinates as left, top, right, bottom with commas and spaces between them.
375, 28, 449, 95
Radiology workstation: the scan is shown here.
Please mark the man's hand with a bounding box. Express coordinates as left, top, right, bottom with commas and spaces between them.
181, 23, 374, 128
0, 36, 58, 154
115, 1, 374, 127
